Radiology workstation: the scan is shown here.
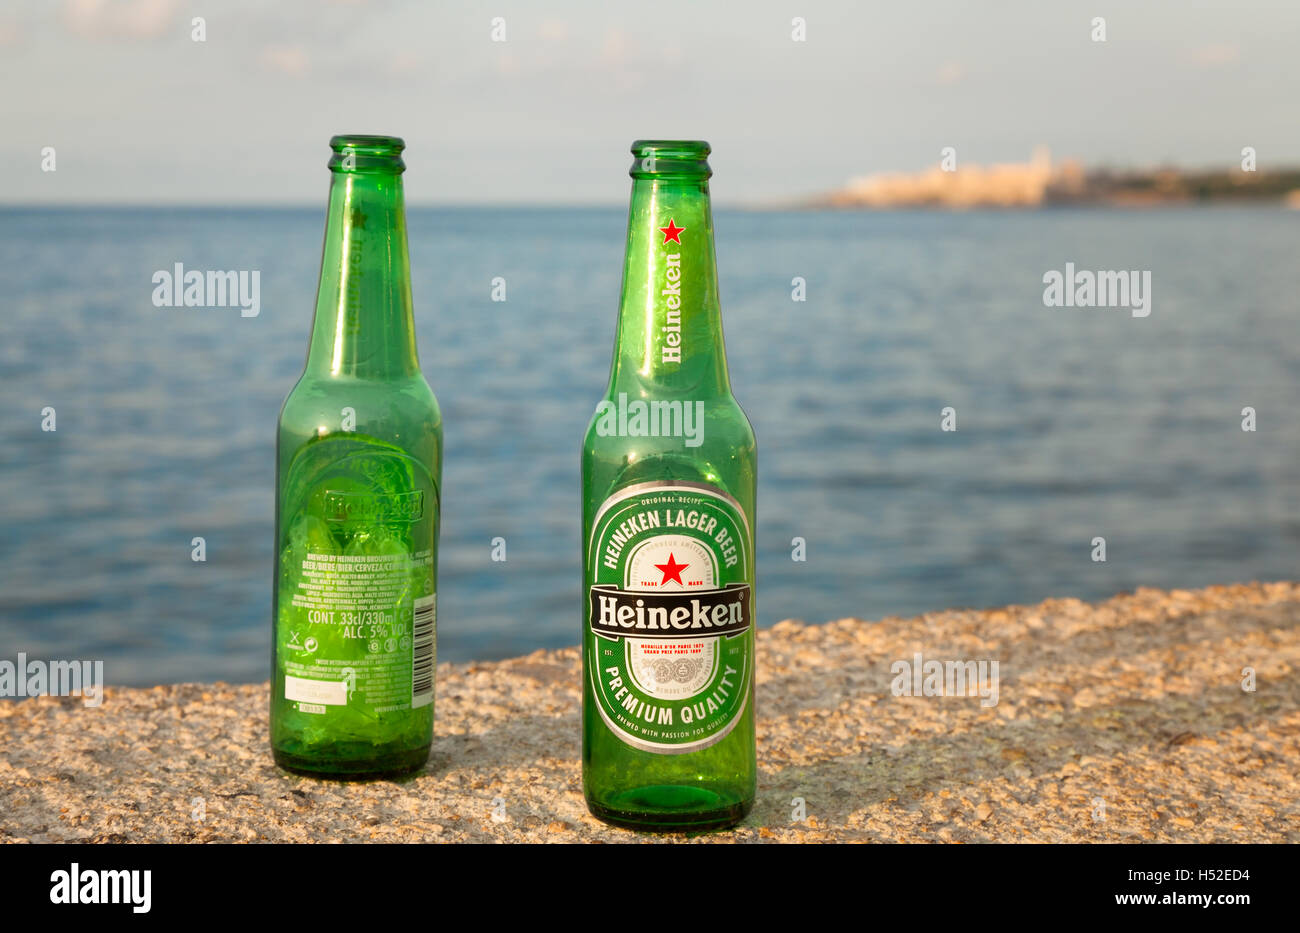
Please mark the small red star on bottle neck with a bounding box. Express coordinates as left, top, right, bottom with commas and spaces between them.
659, 218, 685, 245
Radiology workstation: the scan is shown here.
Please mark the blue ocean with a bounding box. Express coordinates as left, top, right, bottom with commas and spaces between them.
2, 205, 1297, 685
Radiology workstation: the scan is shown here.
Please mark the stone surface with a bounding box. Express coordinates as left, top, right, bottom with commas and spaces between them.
2, 582, 1297, 843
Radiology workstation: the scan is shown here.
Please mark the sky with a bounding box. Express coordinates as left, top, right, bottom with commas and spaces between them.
2, 0, 1298, 205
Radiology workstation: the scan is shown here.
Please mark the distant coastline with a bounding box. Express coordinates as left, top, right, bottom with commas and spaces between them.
808, 148, 1300, 210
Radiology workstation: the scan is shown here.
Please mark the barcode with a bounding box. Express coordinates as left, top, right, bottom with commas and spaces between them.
411, 594, 436, 708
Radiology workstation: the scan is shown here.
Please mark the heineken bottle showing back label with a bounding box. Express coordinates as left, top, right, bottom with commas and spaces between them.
582, 140, 757, 830
271, 135, 441, 779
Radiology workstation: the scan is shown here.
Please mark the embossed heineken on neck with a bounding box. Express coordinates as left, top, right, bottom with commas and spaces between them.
609, 140, 731, 398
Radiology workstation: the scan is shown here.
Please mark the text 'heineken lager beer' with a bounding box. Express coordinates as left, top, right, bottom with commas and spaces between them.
582, 140, 757, 830
271, 135, 442, 778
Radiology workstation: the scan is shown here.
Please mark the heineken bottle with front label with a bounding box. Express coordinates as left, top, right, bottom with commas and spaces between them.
271, 135, 441, 778
581, 140, 757, 830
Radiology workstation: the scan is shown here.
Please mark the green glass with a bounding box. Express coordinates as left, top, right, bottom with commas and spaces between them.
581, 140, 757, 831
271, 135, 442, 779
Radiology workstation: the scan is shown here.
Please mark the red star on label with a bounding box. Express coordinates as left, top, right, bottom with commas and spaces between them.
654, 553, 689, 586
659, 218, 685, 244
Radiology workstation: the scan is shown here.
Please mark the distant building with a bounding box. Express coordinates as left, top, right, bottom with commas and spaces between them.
828, 147, 1057, 208
817, 149, 1300, 209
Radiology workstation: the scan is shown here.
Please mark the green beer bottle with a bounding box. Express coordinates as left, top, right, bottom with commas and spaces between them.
582, 140, 757, 830
271, 135, 441, 778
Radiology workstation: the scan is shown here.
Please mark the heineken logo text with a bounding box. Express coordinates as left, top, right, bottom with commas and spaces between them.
322, 489, 425, 523
590, 584, 751, 639
660, 217, 684, 363
600, 504, 740, 570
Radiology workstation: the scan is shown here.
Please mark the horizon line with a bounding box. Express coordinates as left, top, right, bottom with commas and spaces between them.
0, 199, 784, 211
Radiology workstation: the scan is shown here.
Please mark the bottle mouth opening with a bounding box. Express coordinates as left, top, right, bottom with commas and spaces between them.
329, 135, 406, 173
630, 139, 711, 179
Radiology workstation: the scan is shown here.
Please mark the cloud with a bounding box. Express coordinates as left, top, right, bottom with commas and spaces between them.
61, 0, 177, 40
387, 50, 421, 77
260, 44, 310, 77
935, 61, 965, 86
599, 27, 629, 66
1189, 43, 1239, 67
539, 19, 568, 42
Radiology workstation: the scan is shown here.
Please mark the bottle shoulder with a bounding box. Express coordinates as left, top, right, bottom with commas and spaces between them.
582, 391, 754, 454
279, 372, 442, 452
283, 371, 440, 412
582, 390, 756, 521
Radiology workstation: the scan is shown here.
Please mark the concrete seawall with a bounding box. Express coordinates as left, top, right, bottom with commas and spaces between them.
2, 582, 1297, 843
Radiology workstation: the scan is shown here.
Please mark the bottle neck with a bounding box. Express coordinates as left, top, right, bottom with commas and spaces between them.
305, 170, 418, 379
608, 176, 731, 397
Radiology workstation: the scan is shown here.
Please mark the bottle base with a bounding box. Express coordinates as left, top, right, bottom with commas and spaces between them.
272, 745, 429, 781
586, 785, 753, 833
